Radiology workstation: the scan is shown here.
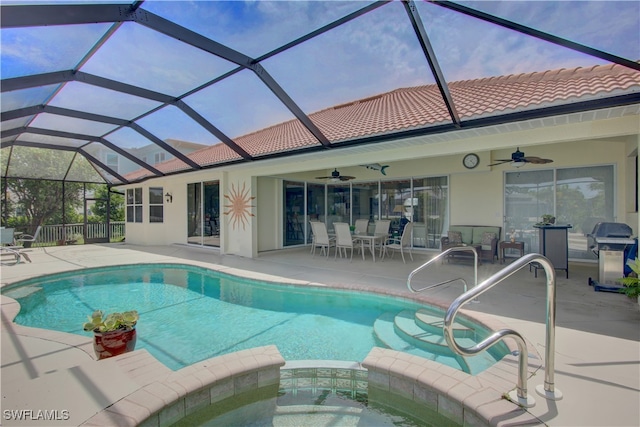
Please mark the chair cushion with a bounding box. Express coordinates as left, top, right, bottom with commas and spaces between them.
472, 226, 501, 245
448, 230, 463, 244
449, 226, 472, 244
481, 232, 497, 250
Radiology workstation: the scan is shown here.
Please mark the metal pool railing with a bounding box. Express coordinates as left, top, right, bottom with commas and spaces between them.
407, 246, 479, 294
443, 253, 563, 408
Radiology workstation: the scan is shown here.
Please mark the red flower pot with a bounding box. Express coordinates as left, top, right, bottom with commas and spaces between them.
93, 328, 137, 360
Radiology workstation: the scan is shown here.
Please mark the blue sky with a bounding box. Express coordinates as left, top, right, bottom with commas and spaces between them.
2, 0, 638, 148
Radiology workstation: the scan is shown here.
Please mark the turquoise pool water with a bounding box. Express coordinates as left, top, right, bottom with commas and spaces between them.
2, 264, 505, 372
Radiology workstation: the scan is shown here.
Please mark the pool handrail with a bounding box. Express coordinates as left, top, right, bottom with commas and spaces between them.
407, 246, 478, 294
443, 253, 562, 408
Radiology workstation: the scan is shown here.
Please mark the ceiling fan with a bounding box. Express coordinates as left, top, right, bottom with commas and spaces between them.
315, 168, 355, 182
488, 148, 553, 168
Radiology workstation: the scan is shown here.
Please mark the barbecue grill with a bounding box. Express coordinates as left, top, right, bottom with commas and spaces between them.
587, 222, 635, 292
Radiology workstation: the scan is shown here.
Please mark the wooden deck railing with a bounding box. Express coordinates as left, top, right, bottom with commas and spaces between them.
16, 222, 125, 246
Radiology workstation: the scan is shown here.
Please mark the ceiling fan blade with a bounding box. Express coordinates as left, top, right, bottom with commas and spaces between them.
524, 156, 553, 164
316, 168, 356, 181
488, 160, 511, 167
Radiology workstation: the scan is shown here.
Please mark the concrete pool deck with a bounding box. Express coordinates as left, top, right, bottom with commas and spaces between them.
1, 243, 638, 426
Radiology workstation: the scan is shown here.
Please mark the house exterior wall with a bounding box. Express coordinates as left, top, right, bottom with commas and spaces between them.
450, 171, 502, 227
221, 173, 257, 258
118, 112, 639, 258
257, 177, 281, 252
625, 135, 640, 235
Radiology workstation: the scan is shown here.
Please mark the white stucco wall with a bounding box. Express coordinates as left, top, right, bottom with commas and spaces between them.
118, 111, 639, 258
257, 177, 280, 252
625, 134, 639, 236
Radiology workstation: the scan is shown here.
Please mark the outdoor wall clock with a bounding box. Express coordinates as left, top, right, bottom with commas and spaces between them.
463, 153, 480, 169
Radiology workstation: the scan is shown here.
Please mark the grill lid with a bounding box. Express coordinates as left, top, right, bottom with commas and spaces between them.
589, 222, 633, 238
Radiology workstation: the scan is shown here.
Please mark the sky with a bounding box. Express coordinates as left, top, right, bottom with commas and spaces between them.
1, 0, 639, 150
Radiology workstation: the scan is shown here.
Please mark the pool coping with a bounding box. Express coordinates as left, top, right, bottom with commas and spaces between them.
1, 259, 544, 426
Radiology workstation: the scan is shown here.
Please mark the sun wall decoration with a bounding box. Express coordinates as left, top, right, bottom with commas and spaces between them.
223, 181, 255, 230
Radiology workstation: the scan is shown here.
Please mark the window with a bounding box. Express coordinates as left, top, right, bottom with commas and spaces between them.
505, 165, 615, 260
154, 152, 166, 164
126, 188, 143, 223
149, 187, 164, 223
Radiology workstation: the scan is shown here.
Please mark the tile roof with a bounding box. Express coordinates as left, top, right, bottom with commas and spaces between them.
132, 63, 640, 178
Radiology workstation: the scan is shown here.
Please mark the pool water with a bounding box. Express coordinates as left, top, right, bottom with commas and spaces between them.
2, 264, 505, 372
176, 386, 434, 427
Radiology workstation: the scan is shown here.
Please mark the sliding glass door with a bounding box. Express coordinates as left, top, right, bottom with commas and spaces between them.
283, 176, 448, 249
306, 183, 325, 244
504, 170, 554, 254
412, 177, 449, 249
351, 181, 379, 234
505, 165, 614, 259
187, 181, 220, 247
284, 181, 305, 246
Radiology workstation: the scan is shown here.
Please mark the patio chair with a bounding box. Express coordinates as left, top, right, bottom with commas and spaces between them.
354, 218, 369, 235
352, 219, 369, 257
373, 219, 392, 256
16, 226, 42, 248
334, 222, 355, 261
0, 246, 32, 265
310, 221, 334, 258
309, 220, 320, 253
1, 227, 15, 245
383, 221, 414, 263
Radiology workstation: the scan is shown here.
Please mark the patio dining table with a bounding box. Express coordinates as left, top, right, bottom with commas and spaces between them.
353, 232, 388, 262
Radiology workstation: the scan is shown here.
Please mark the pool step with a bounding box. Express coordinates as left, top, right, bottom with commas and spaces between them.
393, 310, 473, 373
272, 405, 366, 426
372, 312, 465, 372
3, 285, 43, 299
414, 308, 476, 339
372, 310, 517, 374
394, 310, 478, 356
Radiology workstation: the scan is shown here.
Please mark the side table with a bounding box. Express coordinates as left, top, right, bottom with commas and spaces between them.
500, 240, 524, 263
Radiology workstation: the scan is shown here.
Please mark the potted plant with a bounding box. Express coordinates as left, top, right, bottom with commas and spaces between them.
83, 310, 139, 360
620, 258, 640, 303
535, 214, 556, 226
541, 214, 555, 225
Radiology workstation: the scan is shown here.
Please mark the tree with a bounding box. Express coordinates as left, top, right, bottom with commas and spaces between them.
92, 186, 125, 222
2, 147, 102, 232
6, 178, 86, 231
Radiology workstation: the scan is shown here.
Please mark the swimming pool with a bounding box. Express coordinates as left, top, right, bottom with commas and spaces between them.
2, 263, 507, 372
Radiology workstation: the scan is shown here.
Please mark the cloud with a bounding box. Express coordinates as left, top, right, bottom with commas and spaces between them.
1, 24, 112, 78
4, 0, 636, 149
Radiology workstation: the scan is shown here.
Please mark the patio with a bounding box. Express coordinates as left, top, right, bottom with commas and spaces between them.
1, 243, 638, 426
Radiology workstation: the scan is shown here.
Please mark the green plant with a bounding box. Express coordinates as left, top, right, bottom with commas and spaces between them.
83, 310, 139, 333
535, 214, 556, 226
620, 258, 640, 299
541, 214, 555, 224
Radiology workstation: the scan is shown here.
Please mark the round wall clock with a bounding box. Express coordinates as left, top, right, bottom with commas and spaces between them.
463, 153, 479, 169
